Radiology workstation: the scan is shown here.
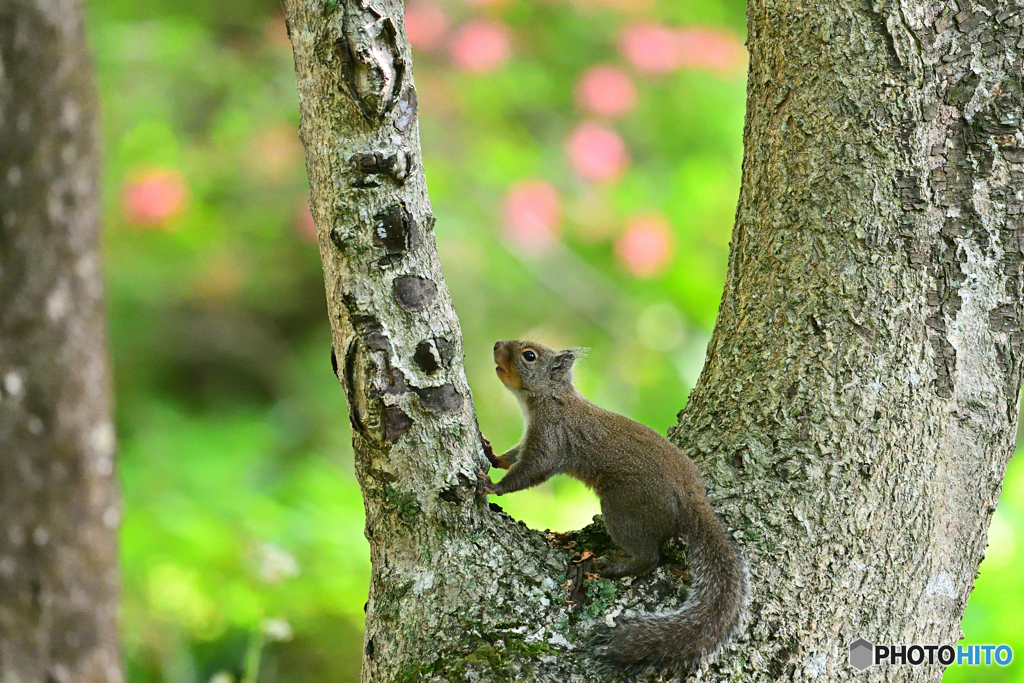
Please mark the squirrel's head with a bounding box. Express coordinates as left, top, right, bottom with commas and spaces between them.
493, 340, 585, 398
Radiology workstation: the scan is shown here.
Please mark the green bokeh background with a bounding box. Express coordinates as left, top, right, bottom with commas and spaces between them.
82, 0, 1023, 680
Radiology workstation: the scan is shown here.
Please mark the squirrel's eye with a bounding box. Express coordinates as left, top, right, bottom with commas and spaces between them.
522, 350, 537, 362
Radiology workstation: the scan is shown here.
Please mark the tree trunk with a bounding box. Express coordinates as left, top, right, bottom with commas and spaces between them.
672, 0, 1024, 678
285, 0, 1023, 680
0, 1, 121, 682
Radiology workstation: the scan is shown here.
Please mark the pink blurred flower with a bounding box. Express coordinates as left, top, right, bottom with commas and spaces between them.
566, 122, 629, 183
615, 214, 674, 277
123, 169, 187, 227
503, 180, 560, 255
619, 23, 745, 75
677, 28, 746, 74
405, 2, 449, 52
450, 20, 511, 73
575, 65, 637, 118
619, 23, 681, 73
295, 199, 318, 242
462, 0, 508, 5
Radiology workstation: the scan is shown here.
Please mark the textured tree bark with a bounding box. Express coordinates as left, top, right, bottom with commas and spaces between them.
285, 0, 1023, 681
0, 1, 121, 682
678, 1, 1024, 680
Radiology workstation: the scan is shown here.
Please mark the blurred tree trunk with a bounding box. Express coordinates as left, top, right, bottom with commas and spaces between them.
0, 1, 121, 682
285, 0, 1023, 681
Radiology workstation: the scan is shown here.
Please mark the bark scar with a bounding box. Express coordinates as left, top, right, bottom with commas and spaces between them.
335, 0, 405, 121
350, 150, 413, 188
343, 337, 367, 433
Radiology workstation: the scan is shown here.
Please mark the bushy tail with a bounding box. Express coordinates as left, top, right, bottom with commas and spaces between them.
598, 505, 746, 670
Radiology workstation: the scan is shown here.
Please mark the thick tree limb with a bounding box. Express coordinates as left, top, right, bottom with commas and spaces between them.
675, 0, 1024, 679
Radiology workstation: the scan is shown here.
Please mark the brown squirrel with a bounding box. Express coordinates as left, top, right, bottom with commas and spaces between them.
477, 339, 746, 669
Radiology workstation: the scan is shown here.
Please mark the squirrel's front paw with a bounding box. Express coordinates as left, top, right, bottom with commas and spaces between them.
476, 469, 497, 495
481, 435, 499, 468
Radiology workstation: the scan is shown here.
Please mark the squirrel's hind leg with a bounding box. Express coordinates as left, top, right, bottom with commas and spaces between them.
597, 502, 661, 577
593, 551, 659, 578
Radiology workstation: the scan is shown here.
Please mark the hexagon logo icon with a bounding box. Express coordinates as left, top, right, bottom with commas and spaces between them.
849, 639, 875, 671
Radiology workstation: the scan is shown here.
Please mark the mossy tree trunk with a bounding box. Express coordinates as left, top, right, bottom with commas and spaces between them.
284, 0, 1024, 680
0, 1, 121, 681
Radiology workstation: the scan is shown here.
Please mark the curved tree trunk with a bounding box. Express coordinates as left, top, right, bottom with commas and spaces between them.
675, 0, 1024, 679
0, 1, 121, 682
285, 0, 1023, 680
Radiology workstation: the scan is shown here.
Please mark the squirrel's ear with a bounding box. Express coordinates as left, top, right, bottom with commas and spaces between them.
551, 348, 586, 379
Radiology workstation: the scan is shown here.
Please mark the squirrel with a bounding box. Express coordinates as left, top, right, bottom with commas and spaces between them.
476, 339, 746, 670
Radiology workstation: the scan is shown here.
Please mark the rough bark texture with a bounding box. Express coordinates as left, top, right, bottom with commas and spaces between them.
285, 0, 1024, 681
677, 0, 1024, 680
0, 1, 122, 682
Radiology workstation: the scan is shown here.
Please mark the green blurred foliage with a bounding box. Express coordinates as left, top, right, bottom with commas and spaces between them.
945, 452, 1024, 683
82, 0, 1021, 680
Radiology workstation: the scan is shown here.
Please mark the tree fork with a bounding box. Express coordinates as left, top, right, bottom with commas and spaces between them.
285, 0, 1024, 680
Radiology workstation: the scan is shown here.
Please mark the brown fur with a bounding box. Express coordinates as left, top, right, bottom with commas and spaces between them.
480, 340, 747, 670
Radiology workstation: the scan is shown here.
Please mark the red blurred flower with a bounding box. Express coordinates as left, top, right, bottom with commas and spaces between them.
575, 65, 637, 118
619, 23, 681, 74
405, 2, 449, 52
619, 23, 745, 75
295, 199, 318, 242
450, 20, 511, 73
123, 169, 187, 227
677, 28, 746, 73
615, 214, 674, 277
503, 180, 560, 255
566, 122, 629, 183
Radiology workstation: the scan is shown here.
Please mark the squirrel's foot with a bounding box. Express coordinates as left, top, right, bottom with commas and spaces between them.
592, 556, 626, 578
481, 435, 499, 468
593, 557, 638, 577
475, 469, 497, 496
593, 555, 654, 579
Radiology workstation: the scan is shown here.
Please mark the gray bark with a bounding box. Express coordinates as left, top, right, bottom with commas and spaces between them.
284, 0, 1024, 681
0, 1, 121, 682
677, 0, 1024, 680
